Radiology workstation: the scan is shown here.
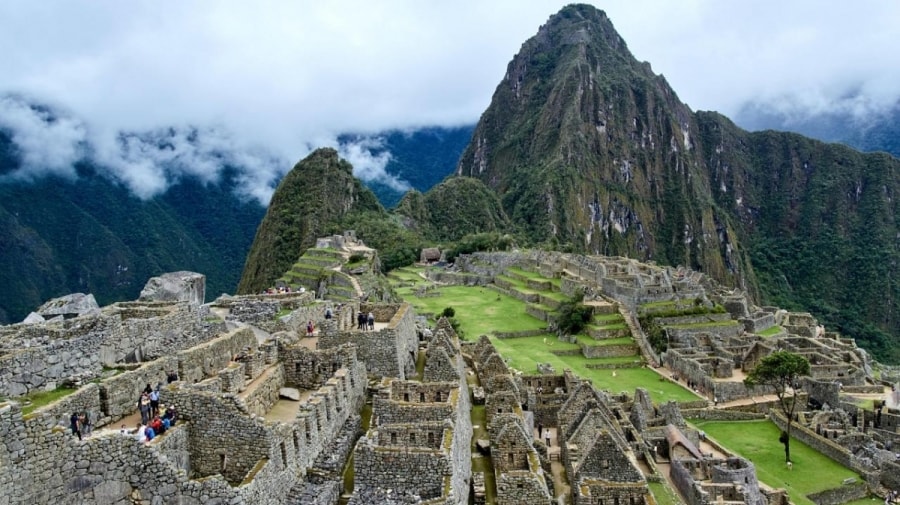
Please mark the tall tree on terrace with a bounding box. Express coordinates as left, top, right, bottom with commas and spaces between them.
744, 351, 811, 463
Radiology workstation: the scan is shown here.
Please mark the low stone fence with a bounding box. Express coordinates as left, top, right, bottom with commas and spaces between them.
494, 329, 547, 339
681, 408, 766, 421
27, 383, 102, 430
806, 482, 868, 505
581, 343, 639, 359
584, 360, 644, 370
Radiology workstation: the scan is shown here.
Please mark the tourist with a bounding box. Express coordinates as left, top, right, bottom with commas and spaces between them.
136, 423, 147, 443
325, 306, 333, 320
165, 405, 178, 425
149, 387, 161, 418
83, 410, 96, 436
166, 370, 179, 383
367, 312, 375, 330
139, 393, 151, 425
537, 423, 543, 440
70, 412, 81, 441
307, 320, 314, 337
150, 415, 164, 435
145, 425, 155, 442
119, 424, 128, 435
543, 428, 551, 447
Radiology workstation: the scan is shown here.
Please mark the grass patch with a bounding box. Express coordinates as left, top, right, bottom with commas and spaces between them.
757, 325, 783, 337
691, 419, 859, 505
21, 387, 79, 415
648, 480, 684, 505
401, 286, 546, 338
389, 277, 699, 403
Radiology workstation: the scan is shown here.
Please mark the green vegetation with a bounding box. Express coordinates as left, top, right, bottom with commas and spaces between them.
744, 351, 811, 463
556, 290, 593, 336
648, 481, 684, 505
21, 387, 78, 415
692, 419, 859, 505
389, 267, 698, 403
757, 325, 783, 337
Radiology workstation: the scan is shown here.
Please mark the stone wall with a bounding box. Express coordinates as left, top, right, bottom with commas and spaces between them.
318, 303, 418, 380
177, 327, 257, 385
581, 342, 639, 358
281, 343, 356, 390
353, 435, 449, 501
806, 482, 868, 505
241, 364, 285, 417
99, 356, 178, 421
0, 301, 201, 397
496, 471, 553, 505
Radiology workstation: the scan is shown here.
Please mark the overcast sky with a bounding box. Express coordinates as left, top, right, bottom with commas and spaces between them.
1, 1, 899, 203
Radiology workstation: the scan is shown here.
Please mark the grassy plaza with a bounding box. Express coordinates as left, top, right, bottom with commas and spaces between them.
691, 419, 860, 505
389, 266, 700, 403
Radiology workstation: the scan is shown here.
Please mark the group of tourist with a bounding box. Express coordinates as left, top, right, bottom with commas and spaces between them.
129, 404, 178, 444
356, 311, 375, 330
886, 489, 898, 505
138, 383, 162, 424
261, 285, 304, 295
69, 410, 96, 440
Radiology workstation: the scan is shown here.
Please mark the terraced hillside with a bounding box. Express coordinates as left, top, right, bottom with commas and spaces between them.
387, 264, 700, 403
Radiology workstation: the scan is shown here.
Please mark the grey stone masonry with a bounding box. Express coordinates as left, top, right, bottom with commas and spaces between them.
318, 302, 418, 380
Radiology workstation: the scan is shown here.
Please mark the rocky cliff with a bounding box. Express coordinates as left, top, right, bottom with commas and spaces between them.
455, 4, 900, 362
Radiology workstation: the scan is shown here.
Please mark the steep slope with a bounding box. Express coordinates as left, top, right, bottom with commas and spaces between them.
237, 148, 384, 294
697, 112, 900, 362
0, 162, 263, 323
455, 4, 750, 289
395, 176, 510, 241
455, 4, 900, 362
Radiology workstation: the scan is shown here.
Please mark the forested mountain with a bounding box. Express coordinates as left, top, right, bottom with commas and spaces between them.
453, 4, 900, 362
736, 99, 900, 159
0, 155, 264, 324
0, 119, 470, 323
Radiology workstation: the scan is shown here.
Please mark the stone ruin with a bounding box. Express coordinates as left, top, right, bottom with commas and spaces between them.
3, 244, 900, 504
0, 268, 476, 504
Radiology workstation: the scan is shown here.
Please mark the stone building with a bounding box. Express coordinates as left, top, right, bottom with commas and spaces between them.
349, 319, 472, 505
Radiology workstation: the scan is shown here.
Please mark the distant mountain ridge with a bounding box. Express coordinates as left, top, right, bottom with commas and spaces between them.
736, 98, 900, 158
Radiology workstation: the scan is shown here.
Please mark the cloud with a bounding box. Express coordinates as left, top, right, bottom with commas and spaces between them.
90, 125, 288, 203
1, 1, 899, 199
0, 95, 87, 181
336, 137, 410, 192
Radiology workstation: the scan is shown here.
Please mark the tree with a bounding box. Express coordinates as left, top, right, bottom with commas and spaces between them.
557, 290, 593, 336
743, 351, 810, 463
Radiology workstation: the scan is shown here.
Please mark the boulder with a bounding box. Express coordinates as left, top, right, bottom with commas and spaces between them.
139, 271, 206, 306
280, 387, 302, 401
36, 293, 99, 319
22, 312, 45, 324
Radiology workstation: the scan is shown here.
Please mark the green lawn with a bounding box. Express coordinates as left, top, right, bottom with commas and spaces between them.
648, 480, 684, 505
691, 419, 860, 505
389, 270, 699, 403
400, 285, 546, 337
757, 325, 783, 337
